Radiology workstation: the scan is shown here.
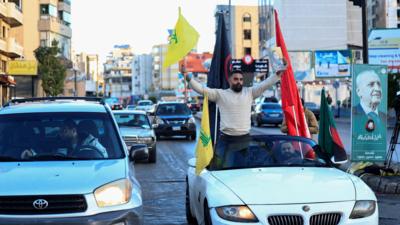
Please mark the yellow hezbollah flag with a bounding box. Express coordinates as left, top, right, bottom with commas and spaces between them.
195, 95, 213, 175
163, 7, 199, 69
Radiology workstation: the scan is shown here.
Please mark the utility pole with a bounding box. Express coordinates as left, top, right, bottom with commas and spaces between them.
74, 69, 77, 97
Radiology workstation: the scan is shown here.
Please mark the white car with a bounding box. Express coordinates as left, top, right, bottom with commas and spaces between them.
135, 100, 154, 113
186, 135, 378, 225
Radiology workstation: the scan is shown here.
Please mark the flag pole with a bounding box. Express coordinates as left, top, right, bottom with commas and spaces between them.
213, 106, 219, 147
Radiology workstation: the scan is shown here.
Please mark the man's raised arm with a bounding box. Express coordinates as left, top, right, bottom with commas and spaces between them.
251, 72, 281, 99
186, 73, 219, 102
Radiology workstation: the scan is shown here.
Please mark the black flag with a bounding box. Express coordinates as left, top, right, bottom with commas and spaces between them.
207, 13, 231, 145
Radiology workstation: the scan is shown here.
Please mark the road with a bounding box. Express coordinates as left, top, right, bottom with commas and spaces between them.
134, 120, 400, 225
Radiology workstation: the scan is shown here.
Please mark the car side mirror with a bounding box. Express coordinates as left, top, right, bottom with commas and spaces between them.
188, 158, 196, 168
129, 144, 149, 162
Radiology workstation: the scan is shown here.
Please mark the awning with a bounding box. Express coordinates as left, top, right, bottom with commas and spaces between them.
0, 75, 16, 85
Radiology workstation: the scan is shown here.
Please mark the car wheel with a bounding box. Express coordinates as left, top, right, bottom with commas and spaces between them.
186, 180, 197, 225
148, 146, 156, 163
204, 200, 212, 225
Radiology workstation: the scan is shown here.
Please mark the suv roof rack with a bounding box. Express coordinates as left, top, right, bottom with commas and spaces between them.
4, 97, 105, 107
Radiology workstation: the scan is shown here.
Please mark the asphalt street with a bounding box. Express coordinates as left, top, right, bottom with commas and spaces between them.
134, 120, 400, 225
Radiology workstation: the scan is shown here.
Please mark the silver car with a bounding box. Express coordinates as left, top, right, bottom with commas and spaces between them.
0, 97, 146, 225
113, 110, 157, 163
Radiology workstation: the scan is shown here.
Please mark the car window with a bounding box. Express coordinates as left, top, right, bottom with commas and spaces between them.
261, 104, 281, 110
156, 104, 191, 115
210, 136, 328, 170
114, 113, 150, 128
0, 112, 124, 161
138, 101, 152, 106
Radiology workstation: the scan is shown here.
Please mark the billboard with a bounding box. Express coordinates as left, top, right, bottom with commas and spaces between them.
288, 51, 313, 81
7, 60, 38, 76
368, 29, 400, 71
351, 64, 388, 162
314, 50, 351, 77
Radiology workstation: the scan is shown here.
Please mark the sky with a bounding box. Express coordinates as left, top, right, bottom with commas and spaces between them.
71, 0, 259, 64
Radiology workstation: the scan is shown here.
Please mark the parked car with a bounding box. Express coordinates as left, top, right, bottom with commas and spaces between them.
253, 102, 283, 127
304, 102, 320, 120
113, 110, 157, 163
152, 102, 196, 140
135, 100, 154, 113
186, 135, 378, 225
0, 97, 146, 224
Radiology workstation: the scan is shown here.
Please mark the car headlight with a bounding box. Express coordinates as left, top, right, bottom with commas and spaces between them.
349, 200, 376, 219
216, 205, 259, 222
94, 179, 132, 207
155, 117, 164, 125
188, 117, 195, 124
137, 137, 153, 144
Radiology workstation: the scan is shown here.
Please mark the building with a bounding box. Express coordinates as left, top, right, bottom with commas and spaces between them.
151, 44, 179, 92
16, 0, 71, 98
216, 5, 260, 58
132, 54, 152, 96
367, 0, 397, 30
0, 0, 22, 105
103, 45, 133, 98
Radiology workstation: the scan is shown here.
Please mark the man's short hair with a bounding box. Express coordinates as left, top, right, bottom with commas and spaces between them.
229, 70, 244, 77
62, 119, 77, 130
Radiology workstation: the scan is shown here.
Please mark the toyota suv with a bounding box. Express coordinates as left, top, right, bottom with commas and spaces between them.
0, 97, 147, 225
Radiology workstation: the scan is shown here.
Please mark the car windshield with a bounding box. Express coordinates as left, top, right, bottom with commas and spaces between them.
156, 104, 191, 115
138, 101, 152, 106
209, 135, 329, 170
262, 104, 281, 110
0, 112, 125, 162
114, 113, 150, 128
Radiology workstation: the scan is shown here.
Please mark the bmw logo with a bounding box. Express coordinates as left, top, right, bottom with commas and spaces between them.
33, 199, 49, 210
302, 205, 310, 212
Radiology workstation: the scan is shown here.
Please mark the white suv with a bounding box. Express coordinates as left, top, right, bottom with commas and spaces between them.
0, 97, 146, 225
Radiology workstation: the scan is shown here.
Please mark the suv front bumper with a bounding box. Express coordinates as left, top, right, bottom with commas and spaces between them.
0, 207, 142, 225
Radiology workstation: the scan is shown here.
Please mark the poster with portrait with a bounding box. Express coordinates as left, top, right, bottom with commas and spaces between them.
315, 50, 351, 77
289, 51, 314, 81
351, 64, 388, 162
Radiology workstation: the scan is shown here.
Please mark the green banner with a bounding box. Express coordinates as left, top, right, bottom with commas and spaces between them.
351, 64, 387, 161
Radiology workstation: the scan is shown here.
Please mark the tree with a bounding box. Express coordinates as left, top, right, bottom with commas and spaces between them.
34, 39, 67, 96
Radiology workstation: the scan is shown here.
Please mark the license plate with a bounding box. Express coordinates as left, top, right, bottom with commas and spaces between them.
172, 126, 181, 131
269, 113, 279, 117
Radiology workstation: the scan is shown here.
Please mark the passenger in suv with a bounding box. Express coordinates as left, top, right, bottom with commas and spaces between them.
0, 97, 146, 225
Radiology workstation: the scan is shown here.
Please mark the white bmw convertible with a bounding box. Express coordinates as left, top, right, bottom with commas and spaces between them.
186, 135, 378, 225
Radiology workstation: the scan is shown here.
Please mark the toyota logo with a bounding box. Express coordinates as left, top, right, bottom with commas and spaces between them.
33, 199, 48, 210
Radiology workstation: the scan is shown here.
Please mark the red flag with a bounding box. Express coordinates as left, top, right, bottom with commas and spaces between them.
275, 10, 311, 139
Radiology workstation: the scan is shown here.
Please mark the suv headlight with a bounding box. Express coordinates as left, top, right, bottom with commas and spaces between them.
216, 205, 259, 222
188, 117, 195, 124
349, 200, 376, 219
94, 179, 132, 207
155, 117, 164, 125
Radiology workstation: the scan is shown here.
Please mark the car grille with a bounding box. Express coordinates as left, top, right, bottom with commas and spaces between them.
310, 213, 341, 225
268, 215, 304, 225
165, 119, 186, 125
0, 195, 87, 214
124, 136, 138, 143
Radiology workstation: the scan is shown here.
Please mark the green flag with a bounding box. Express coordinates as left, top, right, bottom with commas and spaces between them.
318, 88, 347, 163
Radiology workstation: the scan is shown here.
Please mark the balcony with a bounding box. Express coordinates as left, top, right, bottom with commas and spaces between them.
0, 2, 22, 27
38, 16, 72, 38
6, 37, 23, 58
58, 1, 71, 13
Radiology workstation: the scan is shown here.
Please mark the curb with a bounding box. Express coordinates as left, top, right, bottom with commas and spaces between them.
360, 174, 400, 194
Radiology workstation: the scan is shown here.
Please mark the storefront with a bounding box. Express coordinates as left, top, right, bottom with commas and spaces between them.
0, 75, 16, 106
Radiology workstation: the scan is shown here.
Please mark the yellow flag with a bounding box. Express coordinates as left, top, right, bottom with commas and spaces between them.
163, 7, 199, 69
195, 95, 213, 175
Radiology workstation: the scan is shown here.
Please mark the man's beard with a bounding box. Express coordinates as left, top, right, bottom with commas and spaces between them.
231, 84, 243, 92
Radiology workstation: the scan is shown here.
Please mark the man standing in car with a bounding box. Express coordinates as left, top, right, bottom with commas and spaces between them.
186, 68, 284, 167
